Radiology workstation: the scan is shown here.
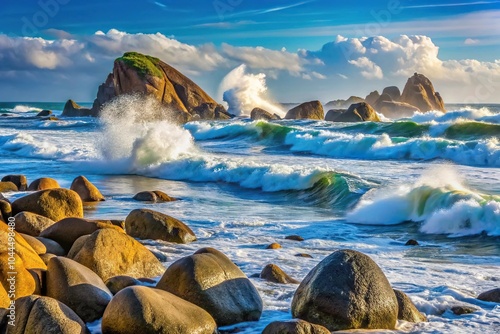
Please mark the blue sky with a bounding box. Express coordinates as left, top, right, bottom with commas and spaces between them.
0, 0, 499, 103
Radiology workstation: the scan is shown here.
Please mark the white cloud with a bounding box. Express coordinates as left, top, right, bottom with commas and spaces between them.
348, 57, 384, 79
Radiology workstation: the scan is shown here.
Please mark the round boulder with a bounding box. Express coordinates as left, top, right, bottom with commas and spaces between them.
37, 109, 52, 117
263, 319, 330, 334
133, 191, 157, 202
260, 264, 299, 284
394, 289, 427, 322
46, 256, 113, 322
125, 208, 196, 244
27, 177, 60, 191
478, 288, 500, 303
156, 247, 263, 326
101, 286, 217, 334
14, 212, 56, 236
70, 176, 105, 202
251, 108, 280, 121
291, 249, 398, 331
1, 175, 28, 191
105, 275, 141, 295
285, 101, 324, 120
0, 182, 17, 192
11, 188, 83, 222
68, 228, 165, 281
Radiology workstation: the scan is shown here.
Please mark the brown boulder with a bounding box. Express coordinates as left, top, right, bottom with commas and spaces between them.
326, 102, 380, 122
46, 256, 113, 322
14, 212, 56, 236
0, 182, 17, 192
251, 107, 280, 121
27, 177, 60, 191
36, 237, 66, 256
133, 190, 176, 202
478, 288, 500, 302
2, 175, 27, 191
291, 249, 398, 331
263, 319, 331, 334
125, 208, 196, 243
0, 199, 12, 221
36, 109, 52, 117
156, 247, 263, 326
394, 289, 427, 322
260, 264, 299, 284
105, 275, 141, 295
62, 100, 97, 117
401, 73, 445, 112
68, 228, 165, 281
101, 286, 217, 334
6, 295, 89, 334
285, 101, 324, 120
70, 176, 105, 202
266, 242, 282, 249
19, 233, 46, 255
0, 221, 46, 270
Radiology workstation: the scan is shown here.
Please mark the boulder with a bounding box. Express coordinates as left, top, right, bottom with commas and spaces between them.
394, 289, 427, 322
0, 254, 40, 308
68, 228, 165, 281
1, 175, 27, 191
325, 96, 364, 109
285, 235, 304, 241
401, 73, 446, 112
14, 212, 56, 236
12, 188, 83, 223
36, 237, 65, 256
27, 177, 60, 191
6, 295, 89, 334
125, 209, 196, 243
105, 275, 141, 295
0, 182, 17, 192
285, 101, 324, 120
19, 233, 46, 255
0, 221, 46, 270
291, 249, 398, 331
382, 86, 401, 101
478, 288, 500, 302
405, 239, 419, 246
377, 101, 420, 118
70, 175, 105, 202
262, 319, 330, 334
365, 90, 380, 106
156, 247, 263, 326
260, 264, 299, 284
62, 100, 96, 117
36, 109, 52, 117
46, 256, 113, 322
450, 305, 477, 315
40, 218, 123, 253
0, 200, 12, 221
101, 286, 217, 334
133, 190, 176, 202
326, 102, 380, 122
250, 108, 280, 121
266, 242, 282, 249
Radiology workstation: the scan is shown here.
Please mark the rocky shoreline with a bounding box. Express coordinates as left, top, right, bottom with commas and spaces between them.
1, 174, 498, 333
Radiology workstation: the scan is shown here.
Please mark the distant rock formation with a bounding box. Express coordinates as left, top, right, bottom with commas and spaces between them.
401, 73, 445, 112
365, 91, 380, 106
62, 100, 97, 117
89, 52, 228, 122
325, 96, 364, 109
325, 102, 380, 122
284, 101, 324, 120
250, 108, 280, 121
381, 86, 401, 102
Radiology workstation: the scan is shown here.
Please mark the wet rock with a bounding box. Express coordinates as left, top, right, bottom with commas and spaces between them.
37, 109, 52, 117
451, 305, 477, 315
260, 264, 299, 284
266, 243, 282, 249
326, 102, 380, 122
27, 177, 60, 191
405, 239, 419, 246
285, 235, 304, 241
1, 175, 27, 191
295, 253, 313, 258
477, 288, 500, 302
0, 182, 17, 192
394, 289, 427, 322
250, 107, 280, 121
70, 175, 105, 202
62, 100, 96, 117
285, 101, 324, 120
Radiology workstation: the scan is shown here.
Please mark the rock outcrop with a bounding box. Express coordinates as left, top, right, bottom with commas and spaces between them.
291, 249, 398, 331
285, 101, 324, 120
401, 73, 445, 112
156, 247, 263, 326
250, 107, 280, 121
91, 52, 227, 122
325, 102, 380, 122
62, 100, 96, 117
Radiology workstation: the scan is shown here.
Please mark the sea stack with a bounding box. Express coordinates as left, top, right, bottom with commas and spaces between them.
401, 73, 446, 112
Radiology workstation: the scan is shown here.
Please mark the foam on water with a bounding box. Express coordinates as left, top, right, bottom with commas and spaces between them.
347, 166, 500, 236
11, 104, 42, 113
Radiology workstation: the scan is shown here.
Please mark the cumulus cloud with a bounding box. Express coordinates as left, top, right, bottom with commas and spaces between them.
348, 57, 383, 79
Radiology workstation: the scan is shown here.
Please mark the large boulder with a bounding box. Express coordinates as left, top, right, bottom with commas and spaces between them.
105, 275, 141, 295
262, 319, 330, 334
326, 102, 380, 122
27, 177, 60, 191
285, 101, 324, 120
394, 289, 427, 322
6, 295, 89, 334
291, 249, 398, 331
401, 73, 445, 112
0, 182, 17, 192
478, 288, 500, 302
91, 52, 225, 122
250, 107, 280, 121
70, 176, 105, 202
62, 100, 97, 117
14, 212, 56, 236
36, 109, 52, 117
382, 86, 401, 101
40, 218, 122, 253
325, 96, 364, 109
1, 175, 28, 191
101, 286, 217, 334
46, 257, 113, 322
68, 228, 165, 281
156, 247, 263, 326
12, 188, 83, 223
125, 209, 196, 244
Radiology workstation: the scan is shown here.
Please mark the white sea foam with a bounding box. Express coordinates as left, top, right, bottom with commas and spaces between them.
219, 64, 285, 117
347, 166, 500, 236
411, 106, 500, 124
11, 105, 42, 113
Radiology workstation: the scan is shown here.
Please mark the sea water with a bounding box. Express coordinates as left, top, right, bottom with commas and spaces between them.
0, 99, 499, 333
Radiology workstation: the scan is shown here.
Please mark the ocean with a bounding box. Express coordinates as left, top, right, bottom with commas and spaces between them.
1, 100, 499, 333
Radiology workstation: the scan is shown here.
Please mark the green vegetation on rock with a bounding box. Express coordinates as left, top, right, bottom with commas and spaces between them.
116, 52, 163, 78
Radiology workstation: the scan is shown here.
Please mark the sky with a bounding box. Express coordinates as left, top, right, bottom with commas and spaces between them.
0, 0, 499, 103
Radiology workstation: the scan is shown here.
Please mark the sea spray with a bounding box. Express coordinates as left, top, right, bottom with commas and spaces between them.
219, 64, 285, 117
346, 166, 500, 236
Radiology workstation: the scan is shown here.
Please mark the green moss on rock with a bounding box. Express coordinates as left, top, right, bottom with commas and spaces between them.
116, 52, 163, 78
